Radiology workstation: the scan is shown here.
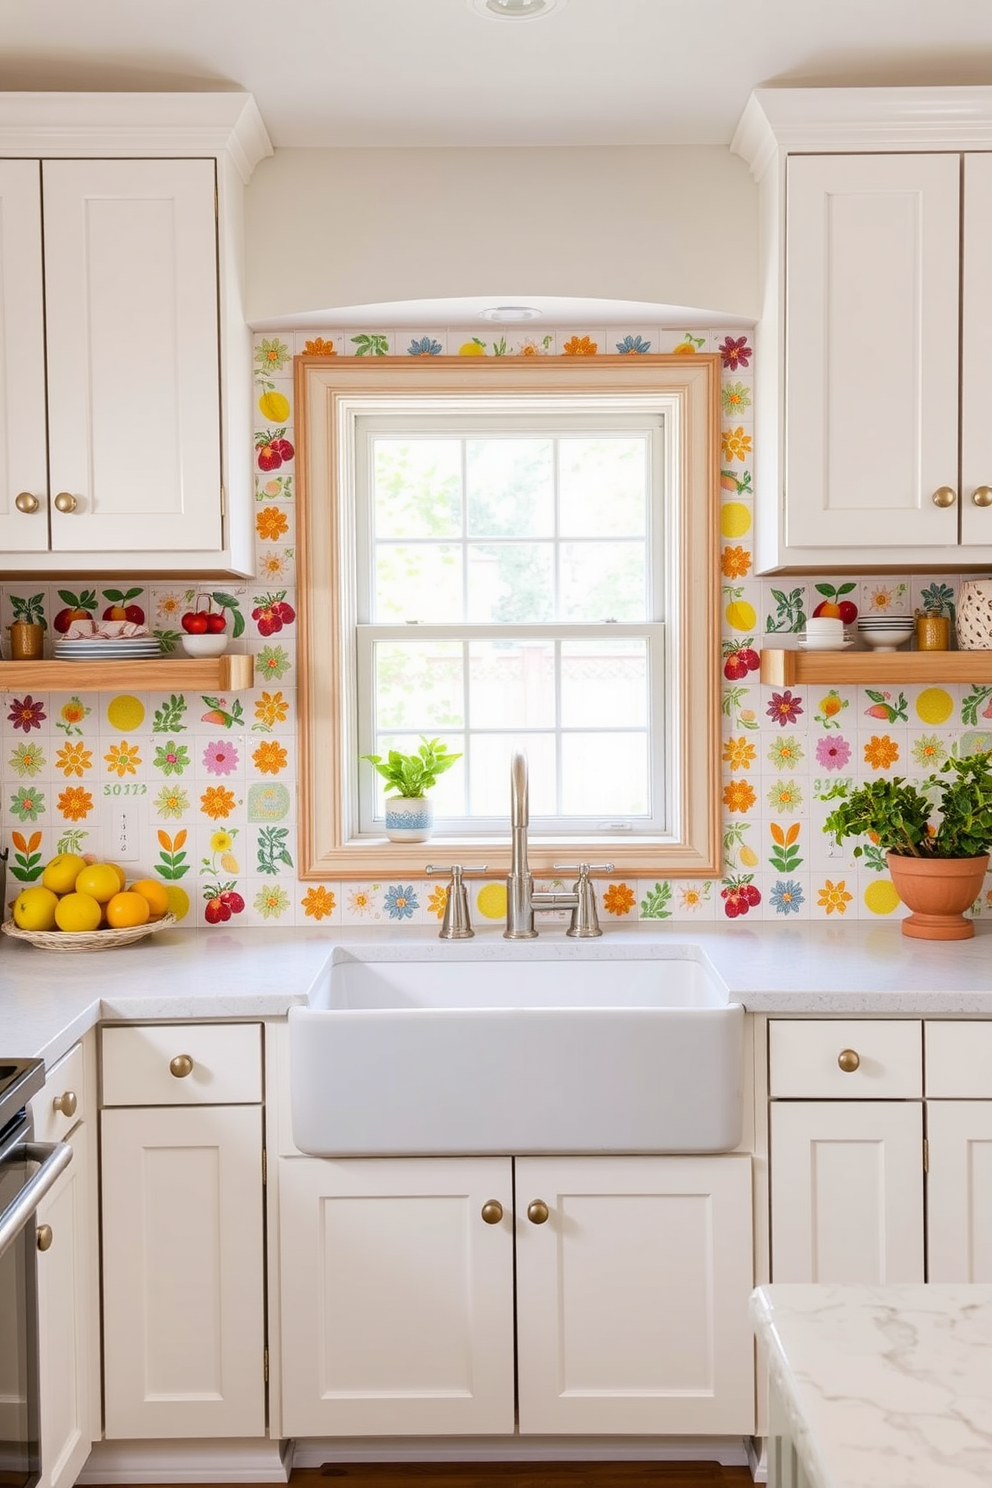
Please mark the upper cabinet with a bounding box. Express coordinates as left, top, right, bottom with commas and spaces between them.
733, 86, 992, 574
0, 93, 272, 577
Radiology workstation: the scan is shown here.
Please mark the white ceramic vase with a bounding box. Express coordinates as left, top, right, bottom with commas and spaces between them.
955, 579, 992, 649
384, 794, 434, 843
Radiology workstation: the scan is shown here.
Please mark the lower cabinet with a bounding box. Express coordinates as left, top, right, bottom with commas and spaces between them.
769, 1018, 992, 1285
100, 1023, 266, 1439
278, 1152, 754, 1438
33, 1038, 100, 1488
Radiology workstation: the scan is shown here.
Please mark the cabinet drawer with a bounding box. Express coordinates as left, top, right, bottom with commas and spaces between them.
926, 1021, 992, 1098
101, 1024, 262, 1106
769, 1020, 922, 1098
31, 1040, 86, 1141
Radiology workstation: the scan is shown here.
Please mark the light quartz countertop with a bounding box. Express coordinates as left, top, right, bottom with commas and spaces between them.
751, 1283, 992, 1488
4, 919, 992, 1069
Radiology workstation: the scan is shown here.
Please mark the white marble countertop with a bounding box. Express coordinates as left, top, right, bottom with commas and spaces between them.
751, 1283, 992, 1488
4, 919, 992, 1070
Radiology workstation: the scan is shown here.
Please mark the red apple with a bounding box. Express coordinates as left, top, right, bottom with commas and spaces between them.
812, 600, 841, 618
837, 600, 859, 624
205, 614, 227, 635
181, 611, 209, 634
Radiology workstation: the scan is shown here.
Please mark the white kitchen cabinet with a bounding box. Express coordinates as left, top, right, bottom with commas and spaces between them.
732, 86, 992, 573
100, 1023, 265, 1439
277, 1152, 754, 1439
32, 1039, 100, 1488
0, 92, 271, 576
925, 1021, 992, 1282
768, 1020, 926, 1283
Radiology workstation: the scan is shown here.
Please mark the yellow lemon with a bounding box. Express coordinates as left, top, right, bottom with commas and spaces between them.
476, 882, 508, 920
106, 694, 145, 731
75, 862, 124, 904
13, 885, 59, 931
720, 502, 752, 539
105, 891, 151, 930
129, 878, 170, 919
41, 852, 88, 895
258, 390, 290, 422
458, 339, 486, 356
725, 599, 757, 631
739, 845, 760, 868
916, 687, 954, 725
54, 892, 103, 933
864, 878, 901, 916
106, 862, 127, 890
166, 886, 191, 922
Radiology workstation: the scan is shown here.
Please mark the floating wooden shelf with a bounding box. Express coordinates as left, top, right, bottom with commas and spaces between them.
760, 649, 992, 686
0, 654, 254, 692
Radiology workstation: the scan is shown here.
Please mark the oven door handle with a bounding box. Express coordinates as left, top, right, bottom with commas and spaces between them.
0, 1141, 74, 1258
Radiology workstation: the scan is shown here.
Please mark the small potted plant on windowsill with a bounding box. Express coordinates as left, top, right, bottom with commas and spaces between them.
824, 750, 992, 940
361, 736, 462, 843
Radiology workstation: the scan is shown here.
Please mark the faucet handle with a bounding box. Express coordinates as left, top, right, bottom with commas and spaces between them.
425, 864, 488, 941
553, 861, 615, 876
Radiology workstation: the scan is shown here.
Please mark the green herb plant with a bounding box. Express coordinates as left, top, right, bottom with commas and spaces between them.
824, 750, 992, 859
361, 737, 462, 799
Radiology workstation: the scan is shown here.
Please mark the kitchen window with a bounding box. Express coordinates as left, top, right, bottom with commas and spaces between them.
296, 356, 721, 879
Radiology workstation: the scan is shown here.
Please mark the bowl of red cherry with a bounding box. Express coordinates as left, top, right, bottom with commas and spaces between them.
180, 600, 229, 657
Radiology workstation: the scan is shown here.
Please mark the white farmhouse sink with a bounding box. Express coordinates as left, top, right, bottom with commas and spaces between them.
289, 943, 743, 1157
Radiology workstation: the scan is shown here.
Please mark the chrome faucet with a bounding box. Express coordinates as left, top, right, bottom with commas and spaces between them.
504, 751, 613, 939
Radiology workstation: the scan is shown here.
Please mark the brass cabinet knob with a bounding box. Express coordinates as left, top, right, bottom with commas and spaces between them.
53, 491, 78, 513
527, 1199, 550, 1225
169, 1054, 194, 1079
14, 491, 40, 514
53, 1090, 77, 1118
973, 485, 992, 508
837, 1048, 861, 1073
37, 1224, 53, 1252
932, 486, 957, 508
481, 1200, 504, 1225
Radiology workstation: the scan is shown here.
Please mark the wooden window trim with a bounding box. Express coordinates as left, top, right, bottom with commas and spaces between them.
295, 355, 722, 880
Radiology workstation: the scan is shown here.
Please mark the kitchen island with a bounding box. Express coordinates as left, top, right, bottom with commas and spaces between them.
751, 1284, 992, 1488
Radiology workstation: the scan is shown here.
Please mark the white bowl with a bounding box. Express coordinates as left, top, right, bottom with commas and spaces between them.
180, 634, 228, 658
859, 629, 913, 652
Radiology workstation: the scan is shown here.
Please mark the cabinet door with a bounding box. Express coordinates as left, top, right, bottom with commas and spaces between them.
770, 1102, 924, 1283
36, 1125, 98, 1488
0, 160, 48, 552
101, 1105, 265, 1438
784, 153, 960, 553
515, 1154, 754, 1436
961, 153, 992, 545
278, 1156, 515, 1437
926, 1102, 992, 1281
42, 158, 222, 554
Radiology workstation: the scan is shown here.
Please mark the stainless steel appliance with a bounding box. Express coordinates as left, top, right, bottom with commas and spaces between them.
0, 1059, 73, 1488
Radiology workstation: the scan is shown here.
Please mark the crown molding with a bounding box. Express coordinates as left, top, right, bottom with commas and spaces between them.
732, 86, 992, 179
0, 92, 272, 180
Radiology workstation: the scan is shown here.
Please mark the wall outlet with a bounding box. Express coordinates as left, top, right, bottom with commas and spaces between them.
112, 804, 140, 863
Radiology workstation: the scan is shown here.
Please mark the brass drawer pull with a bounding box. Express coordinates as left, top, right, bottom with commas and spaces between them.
37, 1223, 53, 1252
837, 1048, 861, 1073
481, 1200, 503, 1225
169, 1054, 194, 1079
53, 1090, 77, 1118
527, 1199, 550, 1225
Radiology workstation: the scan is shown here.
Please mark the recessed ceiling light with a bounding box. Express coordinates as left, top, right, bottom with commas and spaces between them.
468, 0, 565, 20
479, 306, 544, 322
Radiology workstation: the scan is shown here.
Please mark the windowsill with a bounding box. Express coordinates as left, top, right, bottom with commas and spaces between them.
302, 835, 715, 880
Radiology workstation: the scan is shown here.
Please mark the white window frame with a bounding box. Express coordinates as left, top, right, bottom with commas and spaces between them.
296, 355, 721, 880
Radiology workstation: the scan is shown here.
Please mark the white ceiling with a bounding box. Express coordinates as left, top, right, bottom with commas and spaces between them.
3, 0, 992, 150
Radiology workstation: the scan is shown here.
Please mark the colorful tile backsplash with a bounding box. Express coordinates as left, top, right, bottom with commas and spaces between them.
1, 325, 987, 926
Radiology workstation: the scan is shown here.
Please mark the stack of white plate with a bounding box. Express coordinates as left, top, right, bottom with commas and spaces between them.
53, 637, 162, 661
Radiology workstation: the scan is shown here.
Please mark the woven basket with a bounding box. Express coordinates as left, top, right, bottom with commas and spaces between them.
1, 912, 178, 952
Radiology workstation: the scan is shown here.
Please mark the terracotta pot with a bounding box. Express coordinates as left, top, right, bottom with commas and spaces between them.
886, 851, 990, 940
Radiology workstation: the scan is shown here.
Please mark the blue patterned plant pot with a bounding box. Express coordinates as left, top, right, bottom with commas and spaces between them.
384, 794, 434, 843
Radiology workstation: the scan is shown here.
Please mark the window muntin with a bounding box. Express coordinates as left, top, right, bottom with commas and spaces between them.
296, 356, 720, 880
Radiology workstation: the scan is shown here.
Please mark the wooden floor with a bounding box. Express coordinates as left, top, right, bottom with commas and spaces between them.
313, 1466, 753, 1487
